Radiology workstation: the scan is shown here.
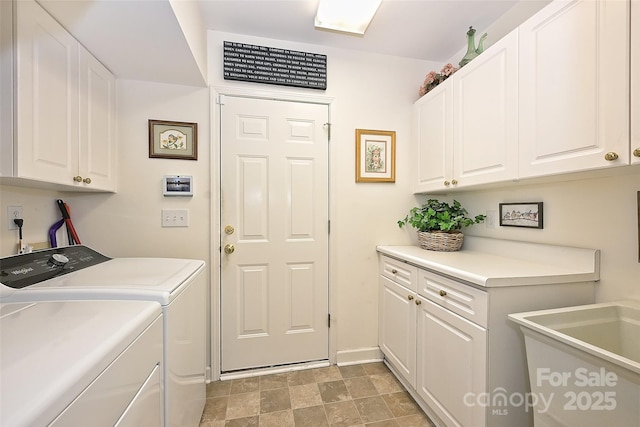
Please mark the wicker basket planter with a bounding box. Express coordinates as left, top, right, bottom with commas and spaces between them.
417, 230, 464, 252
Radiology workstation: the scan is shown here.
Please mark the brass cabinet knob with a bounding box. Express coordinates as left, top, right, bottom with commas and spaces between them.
73, 176, 83, 182
444, 180, 450, 186
415, 299, 422, 306
224, 244, 235, 254
451, 179, 458, 185
391, 269, 398, 274
633, 148, 640, 158
604, 152, 619, 161
408, 295, 414, 301
439, 290, 447, 297
83, 177, 91, 184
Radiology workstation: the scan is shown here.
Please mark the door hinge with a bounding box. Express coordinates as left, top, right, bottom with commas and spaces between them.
324, 122, 331, 140
328, 220, 330, 234
328, 313, 331, 328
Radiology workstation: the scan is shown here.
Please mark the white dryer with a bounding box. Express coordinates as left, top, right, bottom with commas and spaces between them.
0, 246, 207, 427
0, 299, 163, 427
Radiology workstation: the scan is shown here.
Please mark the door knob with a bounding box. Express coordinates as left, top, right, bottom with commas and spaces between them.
224, 244, 235, 254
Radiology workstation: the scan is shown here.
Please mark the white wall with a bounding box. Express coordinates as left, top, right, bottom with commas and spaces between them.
62, 80, 211, 261
0, 80, 212, 261
450, 170, 640, 303
207, 31, 436, 361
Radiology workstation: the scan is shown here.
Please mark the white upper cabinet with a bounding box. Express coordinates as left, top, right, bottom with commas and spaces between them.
13, 0, 79, 186
452, 30, 518, 187
1, 0, 117, 192
412, 30, 518, 193
78, 46, 116, 191
412, 82, 453, 193
518, 0, 630, 177
632, 0, 640, 165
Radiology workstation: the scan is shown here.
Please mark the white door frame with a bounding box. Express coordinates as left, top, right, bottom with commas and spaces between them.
209, 86, 336, 381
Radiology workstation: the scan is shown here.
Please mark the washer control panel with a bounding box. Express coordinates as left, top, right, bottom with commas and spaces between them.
0, 246, 111, 289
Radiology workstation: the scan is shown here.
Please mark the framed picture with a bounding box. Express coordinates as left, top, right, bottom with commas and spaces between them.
149, 119, 198, 160
499, 202, 544, 229
355, 129, 395, 182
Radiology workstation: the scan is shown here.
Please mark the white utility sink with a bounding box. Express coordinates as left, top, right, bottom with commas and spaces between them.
509, 301, 640, 427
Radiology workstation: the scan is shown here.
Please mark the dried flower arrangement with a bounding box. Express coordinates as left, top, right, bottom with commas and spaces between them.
418, 63, 459, 97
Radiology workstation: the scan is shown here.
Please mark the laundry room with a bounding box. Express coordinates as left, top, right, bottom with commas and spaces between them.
2, 0, 640, 426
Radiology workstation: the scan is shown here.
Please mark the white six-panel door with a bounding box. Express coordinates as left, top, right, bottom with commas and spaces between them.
220, 95, 329, 372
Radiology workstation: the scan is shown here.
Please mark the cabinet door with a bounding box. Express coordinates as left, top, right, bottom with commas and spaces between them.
379, 276, 417, 387
417, 299, 486, 427
452, 30, 518, 187
519, 0, 630, 177
632, 0, 640, 165
412, 81, 453, 193
15, 0, 79, 185
79, 46, 117, 191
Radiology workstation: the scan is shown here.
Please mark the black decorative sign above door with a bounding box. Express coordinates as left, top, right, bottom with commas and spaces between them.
223, 41, 327, 90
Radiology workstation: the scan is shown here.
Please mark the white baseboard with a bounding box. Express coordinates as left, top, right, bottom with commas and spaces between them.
335, 347, 384, 366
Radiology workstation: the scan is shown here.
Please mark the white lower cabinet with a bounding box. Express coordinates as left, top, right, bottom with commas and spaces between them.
379, 276, 417, 387
416, 299, 486, 427
378, 251, 596, 427
379, 256, 418, 387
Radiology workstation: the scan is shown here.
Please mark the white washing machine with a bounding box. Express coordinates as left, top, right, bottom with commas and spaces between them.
0, 245, 207, 427
0, 299, 163, 427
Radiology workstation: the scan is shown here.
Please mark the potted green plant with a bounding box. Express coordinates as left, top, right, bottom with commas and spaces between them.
398, 199, 486, 251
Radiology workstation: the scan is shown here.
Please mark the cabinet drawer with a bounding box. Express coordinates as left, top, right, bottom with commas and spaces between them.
417, 270, 487, 327
379, 255, 418, 292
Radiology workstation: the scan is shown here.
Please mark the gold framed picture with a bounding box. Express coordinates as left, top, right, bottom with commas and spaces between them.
149, 119, 198, 160
355, 129, 396, 183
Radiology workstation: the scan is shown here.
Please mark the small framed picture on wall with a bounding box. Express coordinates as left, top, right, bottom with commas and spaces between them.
499, 202, 543, 229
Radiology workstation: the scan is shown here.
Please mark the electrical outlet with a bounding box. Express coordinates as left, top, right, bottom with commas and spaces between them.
486, 210, 497, 229
7, 206, 23, 230
161, 209, 189, 227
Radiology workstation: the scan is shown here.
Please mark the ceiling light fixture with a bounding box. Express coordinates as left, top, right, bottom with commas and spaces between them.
314, 0, 383, 35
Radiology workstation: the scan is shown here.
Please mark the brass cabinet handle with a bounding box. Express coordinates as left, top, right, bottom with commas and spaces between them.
224, 244, 235, 254
451, 179, 458, 185
604, 152, 619, 161
415, 299, 422, 306
83, 177, 91, 184
439, 290, 447, 297
444, 180, 450, 186
73, 176, 83, 182
633, 148, 640, 158
408, 295, 414, 301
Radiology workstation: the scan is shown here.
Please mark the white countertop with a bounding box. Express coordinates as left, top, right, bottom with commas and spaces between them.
377, 236, 600, 288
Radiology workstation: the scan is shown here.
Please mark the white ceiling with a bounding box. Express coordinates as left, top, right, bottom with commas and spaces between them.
37, 0, 532, 86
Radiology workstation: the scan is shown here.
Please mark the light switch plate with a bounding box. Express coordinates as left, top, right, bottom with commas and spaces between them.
162, 209, 189, 227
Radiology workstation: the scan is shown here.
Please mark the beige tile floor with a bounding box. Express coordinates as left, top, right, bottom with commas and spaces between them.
200, 362, 437, 427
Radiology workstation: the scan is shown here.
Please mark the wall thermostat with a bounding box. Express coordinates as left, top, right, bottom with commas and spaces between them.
163, 175, 193, 196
